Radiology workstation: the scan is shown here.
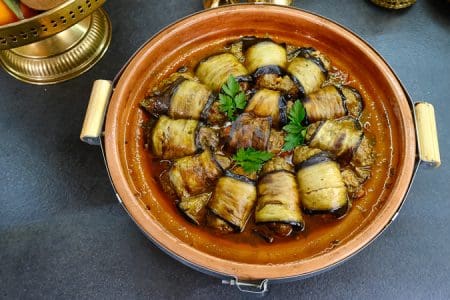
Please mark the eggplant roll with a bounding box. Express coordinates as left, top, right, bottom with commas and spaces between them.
245, 40, 287, 76
151, 116, 199, 159
195, 53, 250, 91
303, 85, 364, 122
178, 192, 212, 225
303, 85, 347, 122
208, 175, 257, 232
245, 89, 287, 128
256, 158, 304, 229
341, 86, 363, 119
141, 78, 213, 120
287, 48, 329, 97
168, 149, 223, 199
296, 152, 349, 216
306, 117, 363, 159
227, 113, 272, 151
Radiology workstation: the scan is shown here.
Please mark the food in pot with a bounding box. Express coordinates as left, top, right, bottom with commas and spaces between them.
140, 36, 375, 243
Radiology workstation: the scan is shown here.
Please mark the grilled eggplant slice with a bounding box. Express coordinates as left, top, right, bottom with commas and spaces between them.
303, 85, 347, 122
195, 53, 250, 91
287, 48, 329, 97
151, 116, 198, 159
227, 113, 272, 151
206, 213, 234, 233
169, 80, 213, 120
341, 86, 363, 119
296, 152, 349, 217
255, 158, 304, 232
255, 73, 299, 97
168, 149, 223, 199
245, 89, 287, 128
303, 85, 364, 122
141, 78, 213, 120
208, 174, 257, 232
267, 129, 286, 154
178, 193, 212, 225
245, 40, 287, 75
306, 117, 363, 160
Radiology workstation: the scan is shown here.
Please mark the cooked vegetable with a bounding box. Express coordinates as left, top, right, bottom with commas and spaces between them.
141, 78, 214, 120
151, 116, 199, 159
196, 53, 250, 91
219, 75, 247, 121
296, 152, 349, 216
282, 100, 307, 151
341, 86, 364, 119
168, 149, 223, 199
255, 157, 304, 233
255, 73, 299, 97
208, 174, 257, 232
303, 85, 347, 123
227, 113, 272, 151
245, 89, 287, 128
245, 40, 287, 75
178, 193, 212, 225
306, 117, 363, 160
287, 47, 329, 97
233, 148, 274, 173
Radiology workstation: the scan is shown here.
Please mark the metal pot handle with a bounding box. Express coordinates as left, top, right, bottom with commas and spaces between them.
222, 278, 269, 296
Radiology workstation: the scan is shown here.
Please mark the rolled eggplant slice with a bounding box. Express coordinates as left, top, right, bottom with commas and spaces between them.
169, 80, 213, 120
245, 40, 287, 75
245, 89, 287, 128
296, 152, 349, 217
151, 116, 199, 159
195, 53, 250, 91
341, 86, 364, 119
256, 172, 304, 228
168, 149, 223, 199
227, 113, 272, 151
303, 85, 347, 123
208, 175, 257, 232
178, 193, 212, 225
287, 47, 329, 97
141, 78, 213, 120
306, 117, 363, 160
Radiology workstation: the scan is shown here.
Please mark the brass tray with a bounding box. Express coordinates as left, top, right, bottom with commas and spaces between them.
0, 0, 111, 84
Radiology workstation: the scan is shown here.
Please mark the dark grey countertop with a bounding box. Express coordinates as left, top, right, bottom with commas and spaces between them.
1, 0, 449, 299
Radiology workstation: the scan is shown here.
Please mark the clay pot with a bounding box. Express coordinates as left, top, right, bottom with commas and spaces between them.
104, 4, 416, 281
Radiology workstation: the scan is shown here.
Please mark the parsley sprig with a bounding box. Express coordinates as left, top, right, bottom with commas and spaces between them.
233, 148, 274, 173
282, 100, 307, 151
219, 75, 247, 121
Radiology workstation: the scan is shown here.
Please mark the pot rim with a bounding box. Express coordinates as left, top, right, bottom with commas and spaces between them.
104, 4, 417, 280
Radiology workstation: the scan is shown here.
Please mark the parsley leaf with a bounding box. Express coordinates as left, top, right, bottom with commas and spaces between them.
219, 75, 247, 121
282, 100, 307, 151
233, 148, 274, 173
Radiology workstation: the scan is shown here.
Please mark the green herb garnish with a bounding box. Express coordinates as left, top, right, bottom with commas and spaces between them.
219, 75, 247, 121
282, 100, 307, 151
233, 148, 274, 173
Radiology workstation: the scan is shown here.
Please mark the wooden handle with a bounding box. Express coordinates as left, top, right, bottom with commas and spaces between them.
415, 102, 441, 168
80, 80, 113, 145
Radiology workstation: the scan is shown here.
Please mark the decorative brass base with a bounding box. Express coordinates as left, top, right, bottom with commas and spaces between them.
0, 8, 111, 85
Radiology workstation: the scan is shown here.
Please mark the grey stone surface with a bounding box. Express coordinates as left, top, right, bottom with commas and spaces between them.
1, 0, 449, 299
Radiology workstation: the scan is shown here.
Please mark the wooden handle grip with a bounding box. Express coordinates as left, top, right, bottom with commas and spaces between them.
80, 80, 113, 145
415, 102, 441, 168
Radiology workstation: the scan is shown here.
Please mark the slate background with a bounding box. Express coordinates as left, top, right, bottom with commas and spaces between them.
1, 0, 449, 299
